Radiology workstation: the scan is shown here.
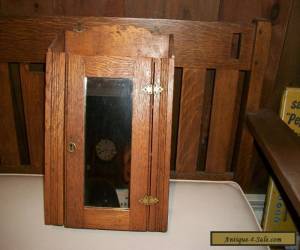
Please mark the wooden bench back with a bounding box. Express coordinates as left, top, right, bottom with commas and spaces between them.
173, 21, 271, 184
0, 17, 271, 189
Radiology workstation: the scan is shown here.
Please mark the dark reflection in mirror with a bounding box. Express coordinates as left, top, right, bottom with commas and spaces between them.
84, 77, 132, 208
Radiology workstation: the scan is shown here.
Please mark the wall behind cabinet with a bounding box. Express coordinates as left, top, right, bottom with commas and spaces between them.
0, 0, 220, 20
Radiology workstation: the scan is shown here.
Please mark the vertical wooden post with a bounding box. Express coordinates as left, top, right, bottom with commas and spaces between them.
64, 54, 85, 228
148, 57, 174, 232
44, 50, 65, 225
234, 20, 272, 189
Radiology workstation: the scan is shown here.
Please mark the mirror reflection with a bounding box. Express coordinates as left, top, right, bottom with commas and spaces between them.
84, 77, 132, 208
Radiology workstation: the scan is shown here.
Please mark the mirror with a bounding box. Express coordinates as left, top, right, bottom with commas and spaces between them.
84, 77, 132, 208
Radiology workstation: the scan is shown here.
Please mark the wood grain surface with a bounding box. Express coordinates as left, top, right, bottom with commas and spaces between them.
0, 1, 293, 195
176, 68, 206, 173
64, 55, 154, 231
234, 21, 272, 189
0, 16, 274, 193
0, 17, 255, 69
84, 56, 135, 78
0, 0, 220, 21
148, 57, 174, 232
206, 69, 240, 173
44, 51, 65, 225
219, 0, 294, 191
270, 0, 300, 111
248, 109, 300, 218
65, 25, 170, 58
197, 70, 215, 171
219, 0, 294, 110
83, 208, 129, 230
128, 57, 152, 231
64, 54, 85, 228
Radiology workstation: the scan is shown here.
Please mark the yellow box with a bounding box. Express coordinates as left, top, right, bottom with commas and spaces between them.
262, 87, 300, 231
280, 87, 300, 135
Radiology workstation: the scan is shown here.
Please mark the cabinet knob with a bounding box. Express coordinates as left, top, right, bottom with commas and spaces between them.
67, 142, 77, 153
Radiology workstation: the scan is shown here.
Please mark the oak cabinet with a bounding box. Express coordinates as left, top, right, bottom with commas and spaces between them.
45, 25, 174, 231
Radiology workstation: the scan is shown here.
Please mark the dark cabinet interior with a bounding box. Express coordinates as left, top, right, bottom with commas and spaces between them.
84, 77, 133, 208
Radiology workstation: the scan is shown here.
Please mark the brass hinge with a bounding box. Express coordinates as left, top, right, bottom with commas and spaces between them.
139, 195, 159, 206
142, 84, 164, 95
142, 84, 153, 95
153, 84, 164, 95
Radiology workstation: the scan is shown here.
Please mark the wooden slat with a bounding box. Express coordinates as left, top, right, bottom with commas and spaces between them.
20, 64, 44, 173
206, 69, 240, 173
64, 54, 85, 228
234, 21, 272, 189
176, 68, 206, 173
0, 17, 255, 69
0, 63, 20, 165
247, 109, 300, 217
44, 51, 65, 225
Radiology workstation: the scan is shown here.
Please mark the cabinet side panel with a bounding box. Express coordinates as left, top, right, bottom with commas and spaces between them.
162, 58, 174, 231
148, 58, 161, 231
64, 54, 85, 228
44, 51, 65, 225
129, 58, 152, 231
149, 58, 174, 232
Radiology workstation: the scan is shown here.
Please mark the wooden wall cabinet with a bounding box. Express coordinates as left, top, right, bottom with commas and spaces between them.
45, 25, 174, 231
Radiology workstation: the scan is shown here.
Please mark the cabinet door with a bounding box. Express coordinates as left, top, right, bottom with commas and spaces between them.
65, 54, 153, 231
